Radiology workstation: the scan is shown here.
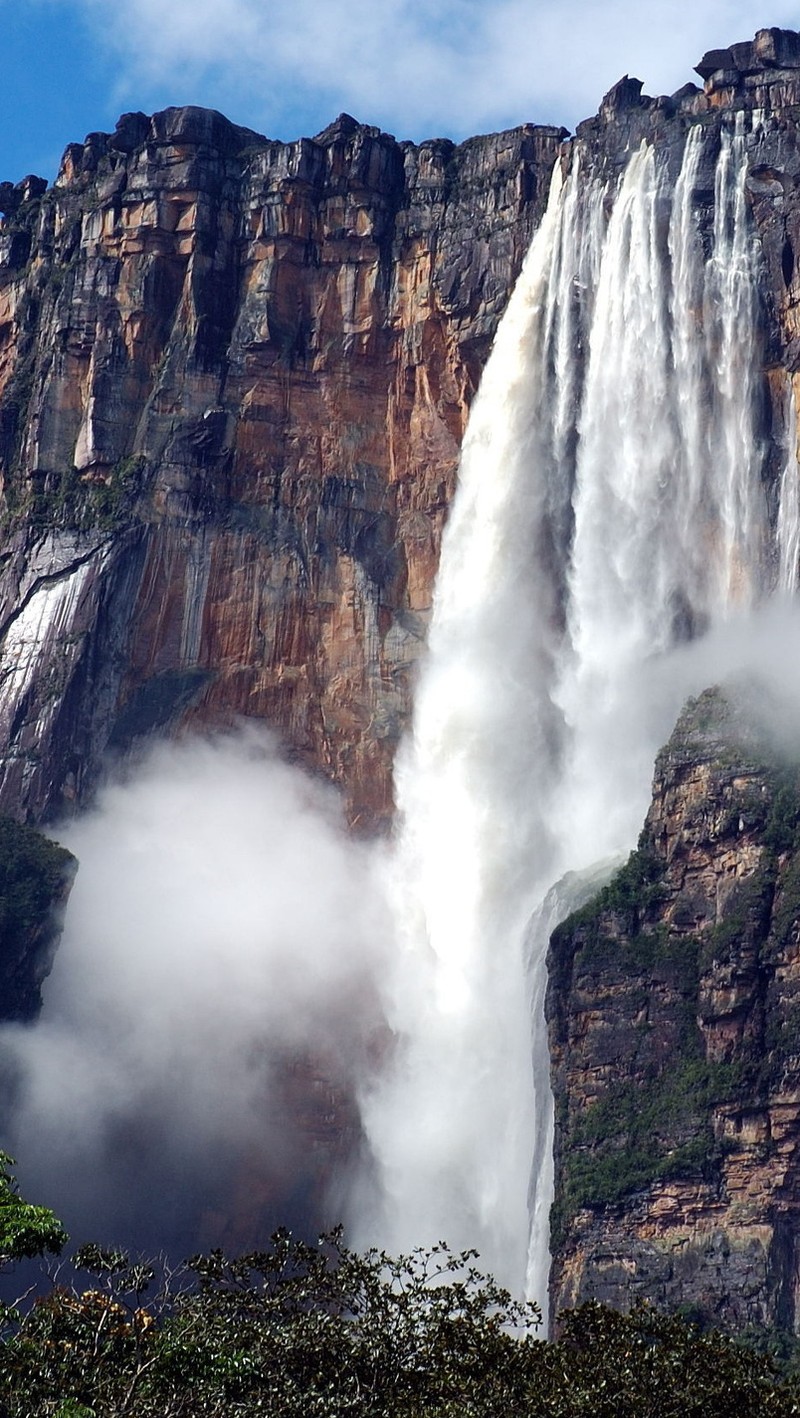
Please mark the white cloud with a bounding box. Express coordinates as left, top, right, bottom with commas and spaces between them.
70, 0, 800, 141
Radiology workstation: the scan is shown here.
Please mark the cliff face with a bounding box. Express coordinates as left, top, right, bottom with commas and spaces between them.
5, 32, 800, 837
0, 107, 563, 830
3, 34, 800, 837
6, 26, 800, 1307
547, 685, 800, 1331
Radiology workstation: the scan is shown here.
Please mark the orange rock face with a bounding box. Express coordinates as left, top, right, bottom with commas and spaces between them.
0, 107, 565, 829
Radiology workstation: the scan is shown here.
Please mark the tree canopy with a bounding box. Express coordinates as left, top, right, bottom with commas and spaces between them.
0, 1151, 66, 1267
0, 1158, 798, 1415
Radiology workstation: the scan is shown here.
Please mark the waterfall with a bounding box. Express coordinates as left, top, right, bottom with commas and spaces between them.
359, 113, 779, 1321
358, 164, 577, 1295
779, 381, 800, 593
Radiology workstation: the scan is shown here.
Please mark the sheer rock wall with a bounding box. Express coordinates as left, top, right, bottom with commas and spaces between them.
5, 30, 800, 1318
547, 686, 800, 1331
0, 107, 564, 829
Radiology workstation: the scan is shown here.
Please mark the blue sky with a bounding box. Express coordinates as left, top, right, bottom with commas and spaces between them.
3, 0, 800, 184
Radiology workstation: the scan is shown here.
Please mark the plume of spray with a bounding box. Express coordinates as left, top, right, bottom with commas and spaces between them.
0, 728, 389, 1256
353, 163, 578, 1296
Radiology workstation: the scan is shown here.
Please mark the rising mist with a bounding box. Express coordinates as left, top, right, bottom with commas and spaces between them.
0, 728, 388, 1257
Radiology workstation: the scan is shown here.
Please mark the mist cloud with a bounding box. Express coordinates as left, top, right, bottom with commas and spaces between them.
3, 601, 800, 1262
0, 727, 389, 1256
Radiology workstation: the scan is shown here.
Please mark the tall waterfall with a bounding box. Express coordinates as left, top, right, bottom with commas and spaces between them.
359, 115, 790, 1318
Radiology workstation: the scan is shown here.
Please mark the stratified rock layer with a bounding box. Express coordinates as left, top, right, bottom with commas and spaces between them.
547, 685, 800, 1331
3, 33, 800, 835
0, 108, 564, 829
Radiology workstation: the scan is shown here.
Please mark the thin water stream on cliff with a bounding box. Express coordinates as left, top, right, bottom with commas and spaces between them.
359, 114, 792, 1322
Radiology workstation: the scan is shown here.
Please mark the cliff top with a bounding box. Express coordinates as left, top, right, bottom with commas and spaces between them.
0, 103, 568, 213
657, 678, 800, 785
695, 26, 800, 82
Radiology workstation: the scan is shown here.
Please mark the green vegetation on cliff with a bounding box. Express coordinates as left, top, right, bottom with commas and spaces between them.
547, 687, 800, 1278
550, 1056, 743, 1247
25, 455, 149, 533
549, 839, 767, 1241
0, 815, 74, 1020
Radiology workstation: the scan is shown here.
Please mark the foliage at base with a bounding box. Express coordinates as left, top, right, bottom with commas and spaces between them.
1, 1234, 800, 1415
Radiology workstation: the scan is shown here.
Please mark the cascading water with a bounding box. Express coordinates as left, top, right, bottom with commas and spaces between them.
359, 113, 792, 1322
357, 166, 574, 1295
779, 382, 800, 593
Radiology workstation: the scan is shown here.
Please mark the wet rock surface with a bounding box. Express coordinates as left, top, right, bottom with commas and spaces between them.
2, 34, 800, 834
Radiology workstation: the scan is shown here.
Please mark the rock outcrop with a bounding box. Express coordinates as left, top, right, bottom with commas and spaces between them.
0, 816, 74, 1019
547, 685, 800, 1332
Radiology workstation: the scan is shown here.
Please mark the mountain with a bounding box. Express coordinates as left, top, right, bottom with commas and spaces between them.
4, 24, 800, 1325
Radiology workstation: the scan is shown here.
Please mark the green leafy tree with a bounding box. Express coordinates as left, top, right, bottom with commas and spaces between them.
2, 1220, 800, 1416
541, 1301, 800, 1417
0, 1152, 66, 1267
0, 1231, 542, 1416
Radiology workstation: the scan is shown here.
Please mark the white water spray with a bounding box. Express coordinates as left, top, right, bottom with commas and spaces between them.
361, 114, 786, 1320
358, 165, 573, 1294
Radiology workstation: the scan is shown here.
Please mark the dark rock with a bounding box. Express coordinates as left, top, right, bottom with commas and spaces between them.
729, 41, 759, 74
15, 175, 46, 204
696, 48, 733, 80
0, 183, 19, 217
0, 817, 75, 1021
147, 105, 266, 155
755, 27, 800, 69
600, 75, 645, 115
0, 176, 47, 215
314, 112, 369, 143
110, 111, 151, 154
670, 82, 702, 104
